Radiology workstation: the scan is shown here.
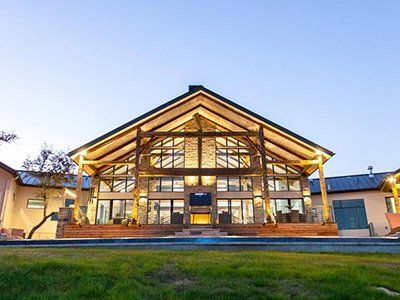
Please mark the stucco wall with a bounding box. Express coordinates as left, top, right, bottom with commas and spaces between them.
0, 168, 17, 228
9, 186, 89, 239
312, 190, 392, 237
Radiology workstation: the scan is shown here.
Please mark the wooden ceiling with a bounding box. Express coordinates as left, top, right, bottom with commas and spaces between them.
69, 86, 334, 176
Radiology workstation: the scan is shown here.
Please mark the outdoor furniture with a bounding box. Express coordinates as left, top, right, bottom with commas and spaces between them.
385, 213, 400, 235
218, 212, 231, 224
171, 212, 184, 224
290, 210, 300, 223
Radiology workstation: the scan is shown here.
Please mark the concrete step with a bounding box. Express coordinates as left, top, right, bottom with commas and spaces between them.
175, 228, 228, 237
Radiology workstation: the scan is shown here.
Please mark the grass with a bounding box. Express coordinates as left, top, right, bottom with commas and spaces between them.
0, 248, 399, 299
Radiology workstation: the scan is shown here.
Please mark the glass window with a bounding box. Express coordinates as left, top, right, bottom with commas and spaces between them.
125, 200, 133, 218
173, 177, 184, 192
231, 200, 243, 224
97, 200, 111, 224
242, 199, 254, 224
149, 178, 161, 192
147, 200, 159, 224
290, 199, 304, 214
99, 179, 113, 192
172, 200, 184, 214
216, 137, 250, 168
275, 199, 290, 214
217, 177, 228, 191
65, 199, 75, 208
240, 177, 252, 192
217, 199, 229, 215
111, 200, 125, 219
160, 177, 173, 192
275, 177, 288, 191
150, 137, 185, 168
27, 199, 45, 209
228, 177, 240, 191
385, 197, 396, 213
288, 178, 301, 191
159, 200, 171, 224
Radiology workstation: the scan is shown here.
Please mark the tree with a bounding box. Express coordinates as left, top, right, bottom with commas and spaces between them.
23, 143, 76, 239
0, 130, 18, 145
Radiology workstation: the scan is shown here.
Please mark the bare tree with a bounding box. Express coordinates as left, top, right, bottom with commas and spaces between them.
23, 143, 76, 239
0, 130, 18, 145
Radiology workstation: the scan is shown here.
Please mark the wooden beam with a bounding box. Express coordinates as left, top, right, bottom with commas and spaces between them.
82, 160, 136, 166
259, 127, 272, 222
140, 131, 258, 138
317, 154, 331, 222
265, 159, 319, 166
193, 113, 202, 131
138, 167, 263, 177
132, 128, 142, 221
391, 183, 400, 213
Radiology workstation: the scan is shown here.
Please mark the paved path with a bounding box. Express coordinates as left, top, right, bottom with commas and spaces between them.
1, 236, 400, 253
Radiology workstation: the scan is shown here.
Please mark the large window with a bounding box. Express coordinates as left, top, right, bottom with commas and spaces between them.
217, 177, 252, 192
150, 137, 184, 168
27, 199, 45, 209
270, 198, 304, 215
96, 199, 133, 224
147, 199, 184, 224
333, 199, 368, 230
99, 164, 135, 193
217, 199, 254, 224
148, 177, 184, 192
216, 137, 250, 168
266, 163, 301, 192
385, 197, 396, 213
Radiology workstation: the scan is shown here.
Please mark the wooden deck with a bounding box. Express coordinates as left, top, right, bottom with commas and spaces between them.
61, 223, 338, 238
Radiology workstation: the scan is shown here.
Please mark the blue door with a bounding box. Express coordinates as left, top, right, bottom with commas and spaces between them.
333, 199, 368, 230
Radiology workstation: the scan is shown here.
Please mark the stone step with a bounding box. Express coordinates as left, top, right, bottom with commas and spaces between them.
175, 228, 228, 237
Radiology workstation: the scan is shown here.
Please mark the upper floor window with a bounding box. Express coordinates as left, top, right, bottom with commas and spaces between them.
99, 164, 135, 193
148, 177, 184, 192
150, 137, 184, 168
216, 137, 250, 168
266, 162, 301, 192
217, 177, 252, 192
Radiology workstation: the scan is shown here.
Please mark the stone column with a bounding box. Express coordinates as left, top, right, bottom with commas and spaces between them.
56, 207, 74, 238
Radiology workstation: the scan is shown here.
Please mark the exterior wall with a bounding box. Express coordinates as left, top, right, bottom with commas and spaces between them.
0, 169, 17, 228
312, 190, 392, 237
9, 186, 89, 239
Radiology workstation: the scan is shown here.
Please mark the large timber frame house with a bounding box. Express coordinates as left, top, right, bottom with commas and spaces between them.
64, 85, 338, 237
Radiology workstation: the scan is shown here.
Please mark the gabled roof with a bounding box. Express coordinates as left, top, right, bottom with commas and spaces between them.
0, 161, 19, 179
17, 171, 91, 190
310, 172, 390, 194
69, 85, 334, 175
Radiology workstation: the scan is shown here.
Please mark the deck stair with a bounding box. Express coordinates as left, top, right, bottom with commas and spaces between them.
175, 226, 228, 237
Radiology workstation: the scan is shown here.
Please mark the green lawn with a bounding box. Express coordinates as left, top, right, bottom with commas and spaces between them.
0, 248, 399, 299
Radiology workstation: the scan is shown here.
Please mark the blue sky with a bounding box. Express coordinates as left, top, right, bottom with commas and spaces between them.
0, 1, 399, 177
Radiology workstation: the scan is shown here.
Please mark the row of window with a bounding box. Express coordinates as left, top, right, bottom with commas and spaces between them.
98, 176, 302, 193
94, 198, 306, 225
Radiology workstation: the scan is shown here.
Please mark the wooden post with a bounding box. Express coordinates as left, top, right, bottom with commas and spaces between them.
317, 154, 331, 222
391, 181, 400, 213
258, 127, 272, 222
132, 128, 141, 222
73, 154, 84, 222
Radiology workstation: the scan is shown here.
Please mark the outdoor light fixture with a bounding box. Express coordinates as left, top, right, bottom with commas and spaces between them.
389, 177, 396, 184
315, 149, 323, 156
79, 150, 87, 156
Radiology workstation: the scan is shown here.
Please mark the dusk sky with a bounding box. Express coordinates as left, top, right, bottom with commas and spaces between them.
0, 1, 399, 177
